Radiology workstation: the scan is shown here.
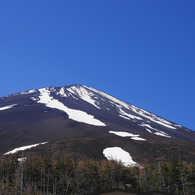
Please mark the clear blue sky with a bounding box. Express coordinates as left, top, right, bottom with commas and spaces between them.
0, 0, 195, 131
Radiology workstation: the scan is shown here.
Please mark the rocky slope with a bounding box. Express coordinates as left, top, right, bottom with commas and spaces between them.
0, 84, 194, 165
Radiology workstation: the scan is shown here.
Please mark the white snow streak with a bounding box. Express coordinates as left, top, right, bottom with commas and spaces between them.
139, 123, 155, 129
4, 142, 47, 155
67, 86, 100, 109
109, 131, 139, 137
37, 88, 106, 126
131, 106, 177, 129
131, 137, 146, 141
20, 89, 36, 95
109, 131, 146, 141
0, 104, 17, 111
154, 131, 171, 138
86, 86, 177, 130
118, 108, 142, 120
86, 86, 130, 109
103, 147, 138, 167
139, 123, 171, 138
57, 87, 67, 97
145, 128, 152, 133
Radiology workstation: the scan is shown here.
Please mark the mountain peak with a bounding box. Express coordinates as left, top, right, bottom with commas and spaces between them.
0, 84, 194, 164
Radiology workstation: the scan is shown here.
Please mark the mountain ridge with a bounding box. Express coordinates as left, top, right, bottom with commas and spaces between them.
0, 84, 194, 165
2, 84, 193, 132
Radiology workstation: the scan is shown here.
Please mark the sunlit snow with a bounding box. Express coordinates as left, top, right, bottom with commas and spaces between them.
86, 86, 177, 129
109, 131, 146, 141
103, 147, 138, 167
18, 157, 27, 162
139, 123, 171, 138
131, 106, 177, 129
131, 137, 146, 141
57, 87, 67, 97
109, 131, 139, 137
154, 131, 171, 138
4, 142, 47, 155
67, 86, 101, 109
37, 88, 106, 126
139, 123, 155, 129
118, 108, 142, 120
20, 89, 36, 95
86, 86, 131, 110
30, 97, 38, 101
0, 104, 17, 111
145, 128, 152, 133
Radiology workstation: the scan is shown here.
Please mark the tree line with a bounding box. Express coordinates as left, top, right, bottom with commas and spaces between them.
0, 154, 194, 195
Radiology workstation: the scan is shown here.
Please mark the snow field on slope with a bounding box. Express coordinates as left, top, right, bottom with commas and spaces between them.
57, 87, 67, 97
131, 106, 177, 129
154, 131, 171, 138
118, 107, 142, 120
86, 86, 177, 130
20, 89, 37, 95
4, 142, 47, 155
139, 123, 171, 138
43, 85, 178, 131
37, 88, 106, 126
86, 86, 131, 110
67, 86, 101, 109
109, 131, 146, 141
0, 104, 17, 111
103, 147, 138, 167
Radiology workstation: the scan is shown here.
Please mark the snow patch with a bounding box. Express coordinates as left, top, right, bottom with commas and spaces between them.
86, 86, 176, 129
49, 87, 57, 92
0, 104, 17, 111
139, 123, 154, 129
109, 131, 146, 141
145, 128, 152, 133
37, 88, 106, 126
139, 123, 171, 138
18, 157, 27, 162
118, 108, 142, 120
109, 131, 139, 137
103, 147, 138, 167
119, 115, 131, 120
139, 123, 160, 132
4, 142, 47, 155
67, 86, 101, 109
57, 87, 67, 97
131, 137, 146, 141
30, 97, 38, 101
154, 131, 171, 138
131, 106, 176, 129
86, 86, 131, 109
20, 89, 36, 95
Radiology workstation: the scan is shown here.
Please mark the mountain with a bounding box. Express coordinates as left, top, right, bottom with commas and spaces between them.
0, 84, 195, 165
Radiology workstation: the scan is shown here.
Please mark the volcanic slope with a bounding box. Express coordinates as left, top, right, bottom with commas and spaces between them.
0, 84, 194, 164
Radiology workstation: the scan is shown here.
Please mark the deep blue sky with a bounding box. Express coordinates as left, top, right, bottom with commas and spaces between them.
0, 0, 195, 131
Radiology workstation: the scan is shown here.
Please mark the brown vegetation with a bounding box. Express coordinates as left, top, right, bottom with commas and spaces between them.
0, 154, 194, 195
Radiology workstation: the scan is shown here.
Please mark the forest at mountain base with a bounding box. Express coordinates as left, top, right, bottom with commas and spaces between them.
0, 154, 194, 195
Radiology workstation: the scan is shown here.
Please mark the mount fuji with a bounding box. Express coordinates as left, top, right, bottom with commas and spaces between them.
0, 84, 194, 165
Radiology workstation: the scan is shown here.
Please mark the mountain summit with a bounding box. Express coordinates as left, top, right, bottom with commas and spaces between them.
0, 84, 194, 165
